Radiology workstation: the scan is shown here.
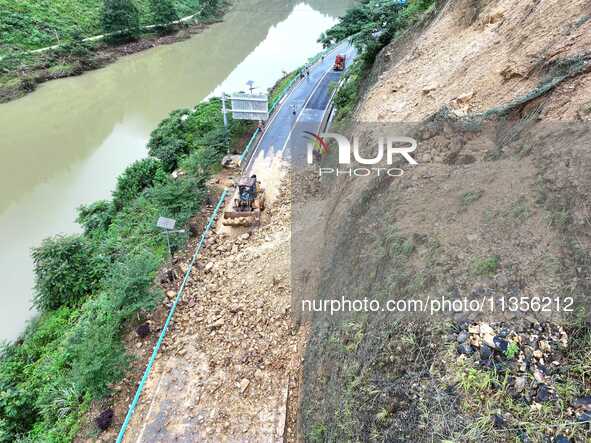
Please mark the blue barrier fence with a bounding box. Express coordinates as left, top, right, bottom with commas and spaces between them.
115, 188, 228, 443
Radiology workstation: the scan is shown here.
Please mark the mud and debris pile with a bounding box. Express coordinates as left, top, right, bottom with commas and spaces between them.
455, 321, 570, 404
449, 320, 591, 440
115, 177, 304, 443
295, 0, 591, 441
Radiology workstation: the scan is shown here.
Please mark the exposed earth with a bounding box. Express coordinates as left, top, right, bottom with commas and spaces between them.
85, 0, 591, 441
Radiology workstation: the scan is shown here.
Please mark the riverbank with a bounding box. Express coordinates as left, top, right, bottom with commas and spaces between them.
0, 55, 307, 439
0, 96, 249, 442
0, 4, 227, 103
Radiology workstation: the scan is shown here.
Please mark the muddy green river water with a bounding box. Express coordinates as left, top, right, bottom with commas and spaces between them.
0, 0, 354, 342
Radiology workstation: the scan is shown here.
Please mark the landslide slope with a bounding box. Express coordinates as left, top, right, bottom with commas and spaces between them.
297, 0, 591, 441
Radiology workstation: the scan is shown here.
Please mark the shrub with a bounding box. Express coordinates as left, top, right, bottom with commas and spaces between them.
147, 109, 192, 172
199, 0, 221, 19
149, 0, 178, 30
112, 158, 166, 209
32, 235, 108, 311
0, 344, 39, 441
146, 176, 207, 223
65, 251, 160, 398
65, 296, 127, 398
76, 200, 114, 235
179, 144, 223, 177
184, 99, 224, 141
101, 0, 141, 42
102, 251, 161, 321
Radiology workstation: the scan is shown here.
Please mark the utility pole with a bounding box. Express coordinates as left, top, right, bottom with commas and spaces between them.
221, 93, 230, 154
246, 80, 256, 94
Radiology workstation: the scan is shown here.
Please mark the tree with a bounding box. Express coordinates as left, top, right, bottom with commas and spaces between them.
199, 0, 221, 20
76, 200, 114, 235
101, 0, 140, 42
112, 158, 166, 209
147, 109, 192, 172
149, 0, 178, 32
32, 235, 108, 311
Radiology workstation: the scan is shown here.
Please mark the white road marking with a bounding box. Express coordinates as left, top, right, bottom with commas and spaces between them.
245, 42, 350, 172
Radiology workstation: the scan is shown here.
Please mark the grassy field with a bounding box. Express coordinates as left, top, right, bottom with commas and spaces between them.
0, 0, 201, 54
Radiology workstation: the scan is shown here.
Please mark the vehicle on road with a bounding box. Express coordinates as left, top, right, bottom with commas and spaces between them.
333, 54, 346, 71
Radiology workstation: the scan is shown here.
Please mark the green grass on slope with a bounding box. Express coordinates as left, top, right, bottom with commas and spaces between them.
0, 0, 201, 53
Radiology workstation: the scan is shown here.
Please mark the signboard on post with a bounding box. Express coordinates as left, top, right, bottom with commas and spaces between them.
157, 216, 176, 231
230, 93, 269, 121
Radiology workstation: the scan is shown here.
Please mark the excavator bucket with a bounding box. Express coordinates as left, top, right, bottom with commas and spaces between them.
222, 207, 261, 227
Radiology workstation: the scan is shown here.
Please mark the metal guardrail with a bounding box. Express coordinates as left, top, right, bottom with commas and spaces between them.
115, 188, 228, 443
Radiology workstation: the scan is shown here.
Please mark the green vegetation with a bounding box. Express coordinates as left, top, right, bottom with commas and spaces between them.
548, 207, 570, 230
112, 158, 166, 209
32, 235, 108, 311
320, 0, 437, 121
461, 190, 483, 207
0, 0, 226, 103
269, 70, 299, 106
148, 99, 252, 173
0, 96, 249, 442
101, 0, 141, 41
510, 196, 531, 220
149, 0, 179, 32
198, 0, 221, 20
504, 341, 519, 359
472, 255, 500, 276
451, 325, 591, 441
0, 0, 203, 53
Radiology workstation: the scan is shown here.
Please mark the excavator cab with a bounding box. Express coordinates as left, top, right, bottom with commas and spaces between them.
223, 175, 266, 226
237, 176, 257, 208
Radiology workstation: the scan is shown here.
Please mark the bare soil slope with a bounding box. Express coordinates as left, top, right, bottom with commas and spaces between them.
361, 0, 591, 122
296, 0, 591, 441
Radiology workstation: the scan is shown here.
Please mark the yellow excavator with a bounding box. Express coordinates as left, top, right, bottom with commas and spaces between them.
222, 175, 265, 227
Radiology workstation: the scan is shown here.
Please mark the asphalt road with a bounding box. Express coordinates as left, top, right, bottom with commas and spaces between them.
245, 40, 357, 172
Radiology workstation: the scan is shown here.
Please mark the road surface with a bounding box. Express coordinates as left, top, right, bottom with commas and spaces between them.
245, 39, 357, 172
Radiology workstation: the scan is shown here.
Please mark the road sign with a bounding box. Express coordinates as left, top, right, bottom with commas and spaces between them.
230, 92, 269, 121
157, 216, 176, 230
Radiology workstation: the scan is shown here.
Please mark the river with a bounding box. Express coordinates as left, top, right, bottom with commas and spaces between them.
0, 0, 354, 342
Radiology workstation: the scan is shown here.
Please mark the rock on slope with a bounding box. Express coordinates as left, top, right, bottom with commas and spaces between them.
296, 0, 591, 441
361, 0, 591, 122
118, 178, 303, 442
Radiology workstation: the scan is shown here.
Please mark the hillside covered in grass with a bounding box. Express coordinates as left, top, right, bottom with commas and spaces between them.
0, 0, 202, 53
